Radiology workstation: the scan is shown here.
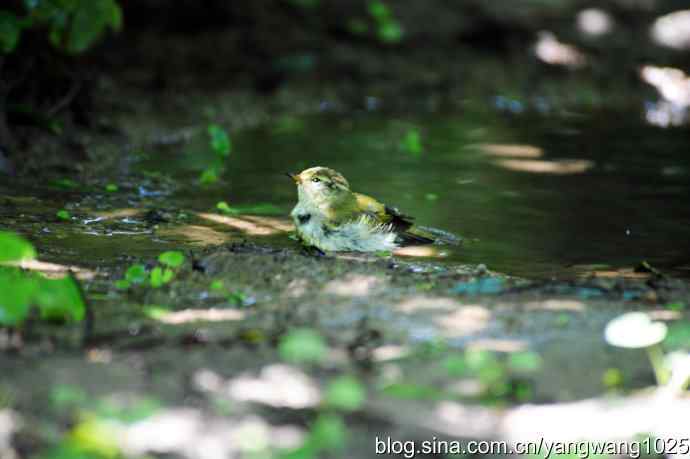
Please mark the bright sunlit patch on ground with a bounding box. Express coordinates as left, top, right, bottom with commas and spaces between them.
525, 299, 586, 312
396, 296, 460, 313
577, 9, 613, 37
158, 224, 232, 246
466, 338, 528, 353
647, 310, 683, 321
323, 274, 383, 296
474, 143, 543, 159
372, 345, 410, 362
122, 408, 304, 459
90, 208, 142, 221
496, 159, 593, 174
5, 259, 97, 280
150, 308, 245, 324
535, 31, 587, 68
651, 10, 690, 50
197, 213, 293, 236
226, 364, 321, 408
435, 305, 492, 336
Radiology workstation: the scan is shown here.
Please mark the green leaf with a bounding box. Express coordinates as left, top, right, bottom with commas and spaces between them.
105, 183, 118, 192
443, 355, 468, 376
508, 351, 542, 372
0, 231, 36, 263
324, 376, 366, 411
666, 302, 686, 311
65, 0, 122, 54
210, 280, 224, 291
308, 414, 347, 451
150, 267, 174, 288
378, 20, 403, 43
158, 251, 185, 268
216, 201, 234, 214
51, 178, 79, 189
0, 11, 22, 54
279, 328, 327, 364
161, 268, 174, 284
666, 323, 690, 349
207, 124, 232, 157
57, 209, 71, 220
216, 202, 283, 216
124, 264, 147, 284
199, 167, 220, 185
34, 275, 86, 322
400, 129, 422, 155
0, 268, 37, 326
51, 384, 88, 409
150, 267, 164, 288
144, 305, 171, 320
114, 279, 130, 290
602, 368, 623, 388
367, 1, 390, 20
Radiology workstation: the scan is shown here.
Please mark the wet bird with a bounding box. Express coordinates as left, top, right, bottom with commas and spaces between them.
287, 166, 456, 253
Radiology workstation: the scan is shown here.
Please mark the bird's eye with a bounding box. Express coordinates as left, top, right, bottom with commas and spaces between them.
311, 177, 321, 183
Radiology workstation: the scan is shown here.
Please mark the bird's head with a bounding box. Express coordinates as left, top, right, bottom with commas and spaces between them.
287, 166, 351, 207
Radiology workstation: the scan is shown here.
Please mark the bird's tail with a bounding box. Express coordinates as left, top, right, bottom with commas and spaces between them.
397, 226, 461, 246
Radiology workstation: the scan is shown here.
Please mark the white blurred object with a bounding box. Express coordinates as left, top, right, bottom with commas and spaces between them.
534, 31, 587, 68
577, 9, 614, 37
0, 411, 20, 459
641, 65, 690, 127
651, 10, 690, 50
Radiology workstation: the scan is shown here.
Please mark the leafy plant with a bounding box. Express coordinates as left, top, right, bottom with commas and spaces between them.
114, 251, 185, 290
199, 166, 220, 185
56, 209, 71, 221
0, 232, 85, 327
1, 0, 122, 55
207, 124, 232, 157
0, 231, 36, 263
367, 0, 403, 43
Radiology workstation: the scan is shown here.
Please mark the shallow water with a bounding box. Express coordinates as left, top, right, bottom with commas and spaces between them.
3, 104, 690, 279
154, 107, 690, 278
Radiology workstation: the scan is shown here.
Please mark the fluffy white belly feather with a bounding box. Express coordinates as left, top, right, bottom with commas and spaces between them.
291, 202, 397, 252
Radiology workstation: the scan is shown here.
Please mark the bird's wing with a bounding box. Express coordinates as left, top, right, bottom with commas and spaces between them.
353, 193, 434, 245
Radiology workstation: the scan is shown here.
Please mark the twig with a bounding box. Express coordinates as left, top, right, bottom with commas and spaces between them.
46, 78, 83, 118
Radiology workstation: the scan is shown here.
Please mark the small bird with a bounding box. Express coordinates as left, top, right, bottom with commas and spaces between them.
288, 166, 455, 253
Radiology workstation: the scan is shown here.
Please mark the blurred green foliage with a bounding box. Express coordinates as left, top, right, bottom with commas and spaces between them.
324, 375, 366, 411
0, 230, 36, 262
199, 123, 232, 185
0, 231, 85, 326
400, 128, 423, 156
56, 209, 71, 221
208, 124, 232, 157
114, 251, 185, 290
216, 200, 283, 216
367, 0, 403, 43
1, 0, 122, 55
279, 328, 328, 364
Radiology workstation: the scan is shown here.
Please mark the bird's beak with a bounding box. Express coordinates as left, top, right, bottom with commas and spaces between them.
286, 172, 301, 184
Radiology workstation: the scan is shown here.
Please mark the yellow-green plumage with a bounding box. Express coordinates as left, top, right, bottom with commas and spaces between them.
288, 166, 439, 252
